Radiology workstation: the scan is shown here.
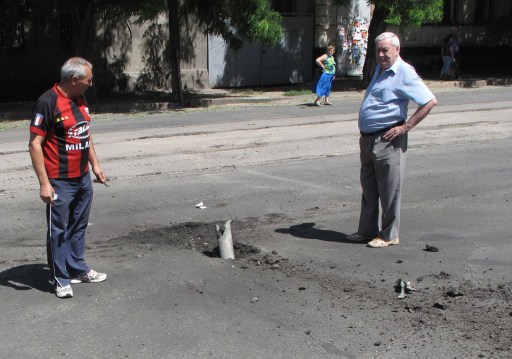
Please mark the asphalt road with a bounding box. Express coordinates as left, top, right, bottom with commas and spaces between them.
0, 86, 511, 358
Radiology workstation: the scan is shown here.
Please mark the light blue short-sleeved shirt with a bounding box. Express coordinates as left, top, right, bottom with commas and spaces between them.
358, 57, 435, 133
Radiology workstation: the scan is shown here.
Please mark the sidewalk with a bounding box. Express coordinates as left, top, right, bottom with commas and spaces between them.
1, 76, 510, 121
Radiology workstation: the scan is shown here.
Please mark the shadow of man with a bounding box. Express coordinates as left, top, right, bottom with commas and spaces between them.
275, 222, 357, 243
0, 264, 52, 293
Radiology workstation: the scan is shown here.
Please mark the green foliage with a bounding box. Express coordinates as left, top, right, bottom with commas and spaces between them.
182, 0, 282, 50
382, 0, 443, 27
243, 0, 282, 47
356, 0, 444, 84
485, 14, 512, 47
284, 89, 311, 97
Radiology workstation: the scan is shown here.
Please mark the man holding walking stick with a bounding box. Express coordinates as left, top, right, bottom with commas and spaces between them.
29, 57, 107, 298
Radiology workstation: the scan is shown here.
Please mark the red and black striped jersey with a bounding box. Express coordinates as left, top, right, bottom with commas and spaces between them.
30, 84, 91, 179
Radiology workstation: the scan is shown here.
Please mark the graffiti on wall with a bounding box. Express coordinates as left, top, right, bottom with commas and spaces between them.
336, 17, 369, 76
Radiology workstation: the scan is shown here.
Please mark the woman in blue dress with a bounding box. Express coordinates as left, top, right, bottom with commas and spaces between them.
314, 45, 336, 106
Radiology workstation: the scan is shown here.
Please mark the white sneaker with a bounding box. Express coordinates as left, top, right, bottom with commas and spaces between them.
71, 270, 107, 284
367, 237, 400, 248
55, 285, 73, 298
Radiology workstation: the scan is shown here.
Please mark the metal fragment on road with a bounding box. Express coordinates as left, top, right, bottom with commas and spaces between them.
195, 201, 207, 209
215, 220, 235, 260
396, 279, 417, 299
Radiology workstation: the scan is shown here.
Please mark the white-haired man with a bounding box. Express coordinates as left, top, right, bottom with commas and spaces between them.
349, 32, 438, 248
29, 57, 107, 298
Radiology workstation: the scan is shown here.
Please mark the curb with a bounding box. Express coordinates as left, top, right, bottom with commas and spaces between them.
188, 96, 272, 108
1, 78, 510, 121
0, 97, 274, 120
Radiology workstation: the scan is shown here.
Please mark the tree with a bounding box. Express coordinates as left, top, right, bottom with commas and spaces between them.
333, 0, 443, 84
365, 0, 444, 84
114, 0, 283, 104
181, 0, 282, 50
167, 0, 183, 104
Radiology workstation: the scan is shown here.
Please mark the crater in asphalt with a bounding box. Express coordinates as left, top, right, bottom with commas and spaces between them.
112, 221, 262, 259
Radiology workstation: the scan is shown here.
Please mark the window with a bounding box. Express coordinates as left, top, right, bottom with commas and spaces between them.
443, 0, 496, 25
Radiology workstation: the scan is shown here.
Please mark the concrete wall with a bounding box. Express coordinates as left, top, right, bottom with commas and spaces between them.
0, 12, 209, 102
208, 15, 313, 88
96, 14, 208, 93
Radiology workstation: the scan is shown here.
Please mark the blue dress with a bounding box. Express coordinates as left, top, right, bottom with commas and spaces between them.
316, 55, 336, 97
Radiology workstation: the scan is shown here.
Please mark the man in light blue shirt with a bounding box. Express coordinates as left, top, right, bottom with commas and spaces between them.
349, 32, 437, 248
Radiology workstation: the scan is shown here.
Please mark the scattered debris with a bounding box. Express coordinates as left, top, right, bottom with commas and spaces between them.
195, 201, 207, 209
436, 271, 451, 279
263, 254, 280, 265
425, 244, 439, 252
446, 288, 464, 297
305, 330, 312, 335
433, 302, 448, 310
395, 279, 417, 299
250, 297, 259, 303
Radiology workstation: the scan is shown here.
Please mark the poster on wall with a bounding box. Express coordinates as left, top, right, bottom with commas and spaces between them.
336, 17, 368, 77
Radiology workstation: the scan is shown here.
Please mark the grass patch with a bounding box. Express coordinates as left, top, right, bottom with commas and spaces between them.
284, 89, 311, 97
0, 120, 29, 131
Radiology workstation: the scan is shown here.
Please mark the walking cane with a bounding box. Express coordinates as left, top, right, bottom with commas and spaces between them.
48, 194, 63, 288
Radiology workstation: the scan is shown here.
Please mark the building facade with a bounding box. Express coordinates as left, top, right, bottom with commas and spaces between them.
0, 0, 510, 101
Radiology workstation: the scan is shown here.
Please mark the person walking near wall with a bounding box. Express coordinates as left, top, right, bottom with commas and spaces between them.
313, 45, 336, 106
450, 26, 461, 79
29, 57, 108, 298
440, 33, 455, 80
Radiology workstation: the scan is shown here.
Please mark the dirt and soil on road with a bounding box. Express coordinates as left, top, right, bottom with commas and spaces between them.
111, 214, 512, 357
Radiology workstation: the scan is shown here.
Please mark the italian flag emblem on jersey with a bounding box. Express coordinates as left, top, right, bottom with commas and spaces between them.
34, 113, 44, 126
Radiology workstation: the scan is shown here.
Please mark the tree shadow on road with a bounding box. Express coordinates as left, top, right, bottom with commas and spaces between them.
0, 264, 52, 293
275, 222, 359, 243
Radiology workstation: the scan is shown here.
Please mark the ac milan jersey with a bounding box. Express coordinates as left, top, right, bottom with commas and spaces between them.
30, 84, 91, 179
